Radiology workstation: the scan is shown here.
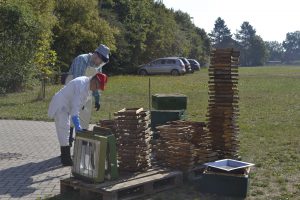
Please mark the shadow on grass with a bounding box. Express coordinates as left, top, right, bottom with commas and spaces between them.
0, 102, 19, 107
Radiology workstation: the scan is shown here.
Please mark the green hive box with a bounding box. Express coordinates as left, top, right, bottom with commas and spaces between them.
196, 173, 249, 198
151, 110, 185, 129
152, 94, 187, 110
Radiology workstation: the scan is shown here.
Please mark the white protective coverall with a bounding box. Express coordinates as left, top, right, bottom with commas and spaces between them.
48, 76, 91, 146
65, 53, 102, 129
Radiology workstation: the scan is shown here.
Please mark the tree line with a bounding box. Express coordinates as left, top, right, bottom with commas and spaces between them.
209, 17, 300, 66
0, 0, 299, 94
0, 0, 210, 93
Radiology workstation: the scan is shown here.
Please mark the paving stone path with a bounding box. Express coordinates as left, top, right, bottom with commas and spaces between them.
0, 120, 71, 200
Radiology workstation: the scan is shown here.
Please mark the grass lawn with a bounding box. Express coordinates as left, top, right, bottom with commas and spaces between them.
1, 66, 300, 199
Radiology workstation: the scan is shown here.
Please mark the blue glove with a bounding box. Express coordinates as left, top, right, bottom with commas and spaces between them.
71, 115, 82, 132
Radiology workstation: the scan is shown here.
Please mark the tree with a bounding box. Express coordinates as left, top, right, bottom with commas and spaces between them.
189, 28, 211, 65
52, 0, 118, 71
96, 0, 211, 73
235, 22, 268, 66
174, 10, 194, 31
282, 31, 300, 63
34, 33, 57, 99
102, 0, 154, 73
26, 0, 57, 99
235, 21, 256, 48
248, 35, 268, 66
209, 17, 232, 46
173, 10, 195, 57
0, 0, 55, 94
142, 2, 182, 60
235, 22, 257, 65
265, 41, 284, 61
173, 10, 211, 64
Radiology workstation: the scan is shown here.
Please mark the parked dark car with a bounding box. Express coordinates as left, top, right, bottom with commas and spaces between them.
188, 59, 201, 71
179, 57, 193, 73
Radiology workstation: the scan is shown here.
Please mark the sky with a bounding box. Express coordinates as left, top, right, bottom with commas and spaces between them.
163, 0, 300, 42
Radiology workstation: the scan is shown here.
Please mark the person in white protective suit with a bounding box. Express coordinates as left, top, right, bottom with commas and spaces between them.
65, 44, 110, 146
48, 73, 108, 166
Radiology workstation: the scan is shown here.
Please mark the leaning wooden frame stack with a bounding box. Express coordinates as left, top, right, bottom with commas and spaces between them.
114, 108, 152, 172
207, 48, 240, 159
168, 121, 217, 164
155, 121, 217, 171
155, 124, 194, 171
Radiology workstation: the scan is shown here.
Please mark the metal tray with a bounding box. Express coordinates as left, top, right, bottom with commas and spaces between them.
204, 159, 254, 171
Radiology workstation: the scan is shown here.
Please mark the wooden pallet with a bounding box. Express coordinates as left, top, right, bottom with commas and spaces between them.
183, 165, 206, 181
60, 168, 183, 200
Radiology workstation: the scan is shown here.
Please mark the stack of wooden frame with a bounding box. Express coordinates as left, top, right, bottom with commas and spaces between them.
155, 121, 217, 171
114, 108, 152, 172
155, 124, 193, 170
168, 121, 217, 164
207, 48, 240, 159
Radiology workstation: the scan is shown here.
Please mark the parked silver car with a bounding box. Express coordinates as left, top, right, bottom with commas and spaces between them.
138, 57, 186, 76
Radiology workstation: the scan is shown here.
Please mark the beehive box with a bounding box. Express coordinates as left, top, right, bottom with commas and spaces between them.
151, 110, 185, 129
152, 94, 187, 110
197, 173, 249, 198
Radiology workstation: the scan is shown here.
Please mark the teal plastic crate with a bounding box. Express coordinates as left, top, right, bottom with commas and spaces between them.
152, 94, 187, 110
197, 173, 249, 198
151, 110, 185, 129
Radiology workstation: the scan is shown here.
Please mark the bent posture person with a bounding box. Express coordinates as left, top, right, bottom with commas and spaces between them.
48, 73, 108, 166
66, 44, 110, 145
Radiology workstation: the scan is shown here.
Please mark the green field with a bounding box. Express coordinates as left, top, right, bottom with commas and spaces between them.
1, 66, 300, 199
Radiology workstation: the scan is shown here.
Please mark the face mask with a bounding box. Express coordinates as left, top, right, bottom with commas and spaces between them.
98, 62, 108, 68
90, 62, 98, 68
